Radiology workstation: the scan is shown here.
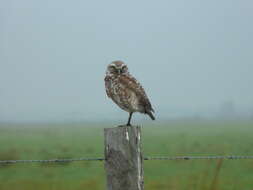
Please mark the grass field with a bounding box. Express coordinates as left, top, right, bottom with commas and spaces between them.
0, 121, 253, 190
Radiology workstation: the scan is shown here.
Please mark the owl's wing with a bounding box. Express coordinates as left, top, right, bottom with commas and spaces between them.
119, 75, 155, 113
104, 75, 112, 98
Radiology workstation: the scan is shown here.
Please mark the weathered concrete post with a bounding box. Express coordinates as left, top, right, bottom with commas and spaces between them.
104, 125, 144, 190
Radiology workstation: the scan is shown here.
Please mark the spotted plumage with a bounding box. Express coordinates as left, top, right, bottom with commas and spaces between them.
104, 60, 155, 126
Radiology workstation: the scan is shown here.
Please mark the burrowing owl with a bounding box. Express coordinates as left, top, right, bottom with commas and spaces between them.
104, 60, 155, 126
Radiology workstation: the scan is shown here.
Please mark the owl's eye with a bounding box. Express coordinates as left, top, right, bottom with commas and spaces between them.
122, 66, 127, 72
109, 65, 117, 72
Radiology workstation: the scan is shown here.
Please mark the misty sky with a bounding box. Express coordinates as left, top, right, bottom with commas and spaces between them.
1, 0, 253, 122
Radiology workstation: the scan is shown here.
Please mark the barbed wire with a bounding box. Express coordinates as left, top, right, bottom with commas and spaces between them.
144, 155, 253, 160
0, 158, 104, 164
1, 155, 253, 165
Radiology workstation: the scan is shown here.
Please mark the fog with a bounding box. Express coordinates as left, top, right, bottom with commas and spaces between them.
1, 0, 253, 122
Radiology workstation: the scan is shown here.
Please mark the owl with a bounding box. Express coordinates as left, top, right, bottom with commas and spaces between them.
104, 60, 155, 126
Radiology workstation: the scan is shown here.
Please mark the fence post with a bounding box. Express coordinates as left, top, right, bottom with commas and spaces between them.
104, 125, 144, 190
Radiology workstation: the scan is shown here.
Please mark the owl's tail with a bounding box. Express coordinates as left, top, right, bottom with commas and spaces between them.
146, 111, 155, 120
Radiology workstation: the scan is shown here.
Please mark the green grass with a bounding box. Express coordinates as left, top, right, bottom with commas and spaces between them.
0, 121, 253, 190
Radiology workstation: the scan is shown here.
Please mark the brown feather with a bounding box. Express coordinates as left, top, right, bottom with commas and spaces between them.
118, 75, 154, 114
104, 75, 112, 98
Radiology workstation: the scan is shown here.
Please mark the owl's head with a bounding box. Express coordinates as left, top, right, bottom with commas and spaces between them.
106, 60, 129, 75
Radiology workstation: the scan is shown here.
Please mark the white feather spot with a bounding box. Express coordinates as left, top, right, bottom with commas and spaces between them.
126, 130, 129, 141
138, 131, 141, 141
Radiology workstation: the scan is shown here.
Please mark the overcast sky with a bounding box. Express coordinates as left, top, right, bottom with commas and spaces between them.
1, 0, 253, 122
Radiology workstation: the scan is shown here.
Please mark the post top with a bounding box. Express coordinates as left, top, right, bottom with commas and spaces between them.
104, 125, 141, 131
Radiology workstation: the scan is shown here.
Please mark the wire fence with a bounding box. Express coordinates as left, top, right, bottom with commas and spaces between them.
0, 158, 104, 164
1, 155, 253, 165
144, 155, 253, 160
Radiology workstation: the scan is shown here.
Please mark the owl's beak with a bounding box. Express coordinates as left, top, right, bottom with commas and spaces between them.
118, 69, 122, 74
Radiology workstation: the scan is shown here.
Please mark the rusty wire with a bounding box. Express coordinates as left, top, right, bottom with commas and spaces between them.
1, 155, 253, 165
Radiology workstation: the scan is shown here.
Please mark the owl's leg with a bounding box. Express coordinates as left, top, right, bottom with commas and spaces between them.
126, 112, 133, 126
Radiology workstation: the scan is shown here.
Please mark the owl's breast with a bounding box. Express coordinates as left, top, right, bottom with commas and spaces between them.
110, 78, 141, 112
